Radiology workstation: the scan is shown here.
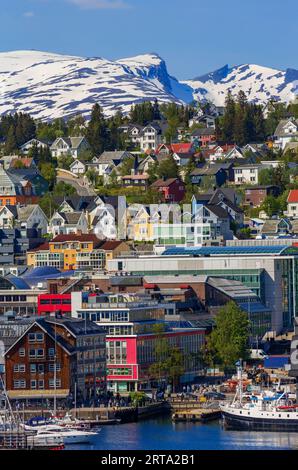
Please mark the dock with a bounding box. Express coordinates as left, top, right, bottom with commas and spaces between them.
172, 408, 221, 423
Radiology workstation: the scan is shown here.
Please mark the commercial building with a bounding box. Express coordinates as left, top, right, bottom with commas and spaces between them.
107, 245, 298, 334
71, 292, 205, 393
4, 316, 106, 402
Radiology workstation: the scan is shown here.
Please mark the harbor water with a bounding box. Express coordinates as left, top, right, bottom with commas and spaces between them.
66, 416, 298, 450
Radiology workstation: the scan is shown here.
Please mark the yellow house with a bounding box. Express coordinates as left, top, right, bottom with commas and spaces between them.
130, 206, 160, 242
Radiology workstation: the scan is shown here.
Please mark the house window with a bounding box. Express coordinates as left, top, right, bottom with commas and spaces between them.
14, 380, 26, 389
49, 363, 61, 372
19, 348, 25, 357
49, 379, 61, 389
48, 348, 55, 357
14, 364, 26, 373
31, 380, 37, 389
38, 380, 44, 389
28, 332, 44, 343
29, 348, 44, 358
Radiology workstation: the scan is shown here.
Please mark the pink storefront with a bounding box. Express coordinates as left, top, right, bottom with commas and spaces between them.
106, 329, 205, 393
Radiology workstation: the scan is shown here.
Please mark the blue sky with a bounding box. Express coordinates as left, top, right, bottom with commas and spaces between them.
1, 0, 297, 79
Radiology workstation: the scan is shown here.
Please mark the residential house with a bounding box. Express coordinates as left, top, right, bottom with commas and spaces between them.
0, 204, 48, 235
154, 202, 233, 247
91, 206, 117, 240
190, 128, 216, 147
119, 122, 168, 152
48, 211, 89, 237
234, 162, 282, 185
4, 316, 106, 403
190, 165, 227, 188
0, 165, 48, 206
128, 205, 160, 242
192, 188, 243, 226
245, 186, 280, 207
206, 145, 243, 163
261, 218, 298, 238
121, 174, 149, 190
19, 139, 50, 155
172, 152, 196, 167
234, 164, 264, 185
0, 157, 38, 171
189, 113, 216, 128
96, 151, 134, 180
69, 160, 86, 175
274, 119, 298, 150
287, 190, 298, 218
150, 178, 185, 203
50, 136, 90, 159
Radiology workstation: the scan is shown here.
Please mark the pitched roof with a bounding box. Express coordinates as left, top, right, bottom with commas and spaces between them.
205, 204, 229, 218
274, 119, 298, 137
98, 151, 132, 163
151, 178, 181, 188
60, 212, 83, 225
170, 143, 194, 154
191, 128, 216, 137
288, 190, 298, 203
51, 234, 100, 244
99, 240, 126, 251
16, 204, 41, 222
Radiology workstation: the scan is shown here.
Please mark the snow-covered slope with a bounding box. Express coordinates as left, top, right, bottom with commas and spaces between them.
0, 50, 183, 120
183, 64, 298, 107
0, 51, 297, 121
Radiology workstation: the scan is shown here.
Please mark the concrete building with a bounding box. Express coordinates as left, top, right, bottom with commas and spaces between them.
107, 245, 298, 335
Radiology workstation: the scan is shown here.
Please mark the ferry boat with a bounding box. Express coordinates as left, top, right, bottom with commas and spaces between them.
220, 361, 298, 431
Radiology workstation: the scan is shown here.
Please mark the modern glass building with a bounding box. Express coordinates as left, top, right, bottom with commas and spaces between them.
107, 245, 298, 334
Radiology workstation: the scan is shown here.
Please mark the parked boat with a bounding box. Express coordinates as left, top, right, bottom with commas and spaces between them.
24, 424, 99, 444
220, 361, 298, 431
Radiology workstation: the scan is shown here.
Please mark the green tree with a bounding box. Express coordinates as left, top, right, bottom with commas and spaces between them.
39, 162, 56, 190
207, 301, 250, 369
4, 125, 18, 154
261, 195, 280, 217
157, 155, 179, 179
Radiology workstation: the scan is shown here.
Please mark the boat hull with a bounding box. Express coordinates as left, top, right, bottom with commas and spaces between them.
222, 410, 298, 431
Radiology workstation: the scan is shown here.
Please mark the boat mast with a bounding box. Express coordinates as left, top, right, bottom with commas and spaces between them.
54, 321, 57, 417
237, 359, 243, 406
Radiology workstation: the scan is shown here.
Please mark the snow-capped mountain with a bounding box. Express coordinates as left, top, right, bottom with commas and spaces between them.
0, 50, 183, 121
0, 50, 297, 121
183, 64, 298, 107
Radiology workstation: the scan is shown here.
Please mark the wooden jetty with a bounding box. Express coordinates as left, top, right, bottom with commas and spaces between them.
172, 408, 221, 423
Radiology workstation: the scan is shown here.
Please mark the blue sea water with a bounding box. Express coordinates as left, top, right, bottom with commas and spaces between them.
65, 416, 298, 450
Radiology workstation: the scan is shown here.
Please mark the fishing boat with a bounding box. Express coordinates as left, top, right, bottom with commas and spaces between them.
220, 361, 298, 431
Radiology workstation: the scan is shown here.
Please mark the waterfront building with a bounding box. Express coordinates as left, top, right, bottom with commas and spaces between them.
4, 316, 106, 403
72, 292, 205, 393
107, 245, 298, 334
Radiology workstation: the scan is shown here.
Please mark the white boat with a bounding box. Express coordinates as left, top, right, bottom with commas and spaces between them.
24, 424, 99, 444
26, 431, 65, 449
220, 361, 298, 431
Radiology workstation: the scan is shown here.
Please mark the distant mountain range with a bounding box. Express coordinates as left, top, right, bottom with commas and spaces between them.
0, 50, 297, 121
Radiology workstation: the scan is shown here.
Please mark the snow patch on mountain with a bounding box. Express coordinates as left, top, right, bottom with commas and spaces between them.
183, 63, 298, 106
0, 51, 297, 121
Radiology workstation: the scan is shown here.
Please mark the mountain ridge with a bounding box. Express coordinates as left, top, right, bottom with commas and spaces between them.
0, 50, 297, 121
